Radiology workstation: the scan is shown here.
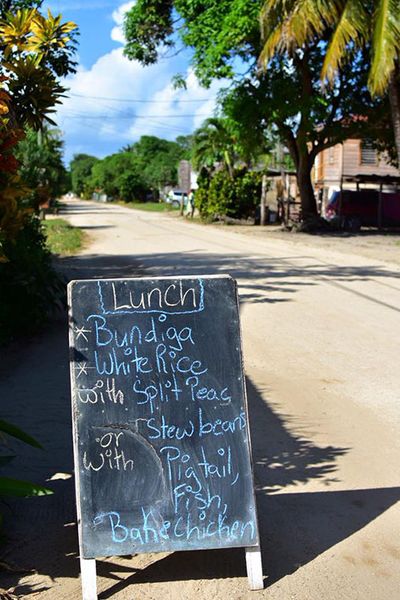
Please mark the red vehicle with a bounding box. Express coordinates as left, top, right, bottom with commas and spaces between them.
325, 189, 400, 230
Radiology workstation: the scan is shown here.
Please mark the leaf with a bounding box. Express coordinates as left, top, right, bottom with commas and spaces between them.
0, 476, 53, 497
322, 0, 368, 83
369, 0, 400, 95
0, 420, 43, 449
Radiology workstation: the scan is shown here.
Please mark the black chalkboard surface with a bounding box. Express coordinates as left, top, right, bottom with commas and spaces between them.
68, 275, 259, 560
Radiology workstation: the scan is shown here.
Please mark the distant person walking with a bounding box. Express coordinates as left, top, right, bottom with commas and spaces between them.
187, 189, 195, 218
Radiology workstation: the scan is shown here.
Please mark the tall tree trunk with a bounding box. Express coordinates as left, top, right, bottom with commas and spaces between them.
297, 154, 317, 219
388, 63, 400, 166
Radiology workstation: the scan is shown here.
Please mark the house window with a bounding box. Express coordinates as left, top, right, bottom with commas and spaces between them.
360, 141, 377, 165
328, 146, 335, 164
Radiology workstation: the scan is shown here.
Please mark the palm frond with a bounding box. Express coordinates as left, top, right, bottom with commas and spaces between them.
322, 0, 369, 82
369, 0, 400, 95
260, 0, 338, 67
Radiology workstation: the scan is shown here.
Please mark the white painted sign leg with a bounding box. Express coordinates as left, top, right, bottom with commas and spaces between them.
80, 557, 97, 600
245, 546, 263, 590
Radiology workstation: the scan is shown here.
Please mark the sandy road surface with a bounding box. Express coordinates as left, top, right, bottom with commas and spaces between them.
1, 199, 400, 599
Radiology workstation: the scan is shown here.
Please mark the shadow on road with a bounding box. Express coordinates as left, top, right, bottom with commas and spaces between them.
1, 250, 399, 596
1, 331, 398, 596
60, 200, 400, 237
57, 250, 400, 311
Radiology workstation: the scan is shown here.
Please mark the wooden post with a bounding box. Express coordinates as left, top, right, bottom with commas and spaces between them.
80, 557, 97, 600
378, 183, 383, 230
245, 546, 264, 590
260, 174, 268, 226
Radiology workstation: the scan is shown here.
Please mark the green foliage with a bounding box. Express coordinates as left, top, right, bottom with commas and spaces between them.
43, 218, 84, 255
260, 0, 400, 164
175, 134, 193, 159
223, 47, 386, 152
197, 168, 262, 220
0, 476, 52, 497
123, 0, 392, 219
90, 152, 147, 201
0, 5, 77, 339
0, 8, 78, 127
0, 217, 63, 344
70, 154, 99, 197
0, 1, 43, 19
123, 0, 262, 85
0, 420, 42, 449
260, 0, 400, 96
124, 0, 174, 66
221, 45, 388, 215
130, 135, 187, 189
15, 128, 68, 210
192, 118, 235, 175
71, 135, 191, 202
0, 419, 52, 503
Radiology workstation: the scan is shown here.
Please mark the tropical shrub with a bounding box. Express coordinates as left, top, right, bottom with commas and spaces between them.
197, 168, 263, 220
0, 7, 77, 343
15, 127, 69, 212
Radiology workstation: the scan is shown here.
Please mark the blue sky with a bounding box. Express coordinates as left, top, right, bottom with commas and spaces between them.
43, 1, 223, 164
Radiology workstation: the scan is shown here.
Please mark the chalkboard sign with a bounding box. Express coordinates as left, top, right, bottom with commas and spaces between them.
68, 276, 260, 560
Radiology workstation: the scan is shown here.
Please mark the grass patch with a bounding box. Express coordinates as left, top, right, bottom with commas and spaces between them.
43, 218, 84, 255
115, 201, 179, 212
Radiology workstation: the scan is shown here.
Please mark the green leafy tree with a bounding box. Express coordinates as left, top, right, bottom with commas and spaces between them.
123, 1, 386, 218
175, 134, 193, 159
222, 46, 387, 216
130, 135, 187, 191
260, 0, 400, 162
70, 154, 99, 197
90, 152, 146, 200
123, 0, 262, 85
71, 136, 189, 202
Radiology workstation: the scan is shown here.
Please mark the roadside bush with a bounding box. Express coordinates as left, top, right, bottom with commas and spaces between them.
196, 168, 263, 220
0, 217, 64, 345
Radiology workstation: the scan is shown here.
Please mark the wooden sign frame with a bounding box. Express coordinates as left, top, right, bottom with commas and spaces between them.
68, 276, 263, 598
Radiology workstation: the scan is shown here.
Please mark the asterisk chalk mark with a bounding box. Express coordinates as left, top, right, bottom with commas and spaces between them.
75, 326, 91, 342
76, 362, 88, 378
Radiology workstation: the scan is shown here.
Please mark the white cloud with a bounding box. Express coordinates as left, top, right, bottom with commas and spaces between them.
126, 68, 224, 140
56, 1, 227, 161
111, 1, 136, 44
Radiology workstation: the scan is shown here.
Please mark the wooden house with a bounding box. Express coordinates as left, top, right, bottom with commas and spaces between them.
313, 139, 400, 211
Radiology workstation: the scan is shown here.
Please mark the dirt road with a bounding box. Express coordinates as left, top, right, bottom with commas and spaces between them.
1, 199, 399, 599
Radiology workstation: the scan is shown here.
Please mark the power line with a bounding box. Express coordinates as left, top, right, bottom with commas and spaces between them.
60, 112, 211, 119
142, 118, 192, 134
69, 92, 216, 104
57, 113, 192, 134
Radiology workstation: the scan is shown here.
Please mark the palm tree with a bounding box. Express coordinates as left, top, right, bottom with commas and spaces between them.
191, 118, 237, 177
260, 0, 400, 162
